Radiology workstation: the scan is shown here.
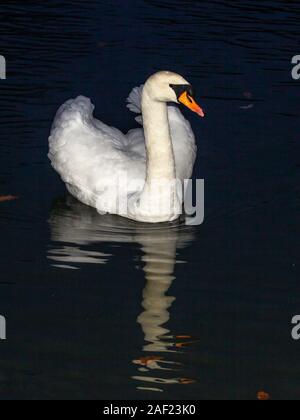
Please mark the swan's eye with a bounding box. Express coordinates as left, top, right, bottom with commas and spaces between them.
169, 84, 194, 100
187, 86, 194, 98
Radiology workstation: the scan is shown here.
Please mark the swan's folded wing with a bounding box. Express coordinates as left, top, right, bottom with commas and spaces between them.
126, 128, 146, 158
48, 96, 146, 210
127, 84, 144, 113
126, 84, 144, 124
50, 96, 128, 150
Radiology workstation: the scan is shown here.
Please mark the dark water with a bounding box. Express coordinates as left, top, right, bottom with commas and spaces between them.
0, 0, 299, 400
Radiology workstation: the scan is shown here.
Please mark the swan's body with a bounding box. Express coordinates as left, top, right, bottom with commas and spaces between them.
49, 71, 204, 223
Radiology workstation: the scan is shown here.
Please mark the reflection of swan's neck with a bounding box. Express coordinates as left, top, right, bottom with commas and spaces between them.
137, 237, 177, 353
142, 90, 176, 183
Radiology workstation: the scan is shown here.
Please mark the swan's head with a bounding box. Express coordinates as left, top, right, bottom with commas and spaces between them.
144, 71, 205, 117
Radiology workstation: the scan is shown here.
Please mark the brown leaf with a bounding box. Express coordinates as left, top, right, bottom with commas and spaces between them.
257, 391, 270, 401
179, 378, 196, 385
0, 195, 19, 203
134, 356, 164, 366
176, 335, 192, 339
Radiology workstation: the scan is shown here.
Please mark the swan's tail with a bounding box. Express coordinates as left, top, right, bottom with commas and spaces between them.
49, 96, 94, 158
50, 96, 94, 133
126, 84, 144, 124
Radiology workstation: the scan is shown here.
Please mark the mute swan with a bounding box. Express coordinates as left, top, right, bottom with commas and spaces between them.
49, 71, 204, 223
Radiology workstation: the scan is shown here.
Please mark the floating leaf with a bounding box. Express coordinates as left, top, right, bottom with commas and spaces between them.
176, 335, 192, 339
175, 339, 200, 348
257, 391, 270, 401
133, 356, 164, 366
179, 378, 196, 385
175, 342, 189, 348
0, 195, 18, 203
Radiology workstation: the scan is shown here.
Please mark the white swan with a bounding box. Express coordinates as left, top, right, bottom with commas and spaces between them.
48, 71, 204, 223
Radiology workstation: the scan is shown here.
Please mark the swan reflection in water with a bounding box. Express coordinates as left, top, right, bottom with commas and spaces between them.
48, 195, 197, 393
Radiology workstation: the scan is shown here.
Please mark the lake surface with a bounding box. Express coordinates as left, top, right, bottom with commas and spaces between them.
0, 0, 299, 400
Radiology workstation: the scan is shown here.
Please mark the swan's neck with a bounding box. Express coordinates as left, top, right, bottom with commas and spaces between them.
142, 92, 176, 182
128, 90, 181, 223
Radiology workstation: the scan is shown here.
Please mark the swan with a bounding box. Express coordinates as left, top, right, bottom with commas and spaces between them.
48, 71, 204, 223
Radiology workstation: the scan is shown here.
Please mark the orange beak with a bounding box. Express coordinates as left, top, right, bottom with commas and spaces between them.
178, 91, 205, 117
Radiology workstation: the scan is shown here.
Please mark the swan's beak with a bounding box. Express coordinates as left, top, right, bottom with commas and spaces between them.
179, 91, 205, 117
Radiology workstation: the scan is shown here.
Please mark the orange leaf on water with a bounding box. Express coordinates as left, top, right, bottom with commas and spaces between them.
257, 391, 270, 401
176, 335, 192, 339
134, 356, 164, 366
179, 378, 196, 385
175, 343, 188, 348
0, 195, 19, 203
